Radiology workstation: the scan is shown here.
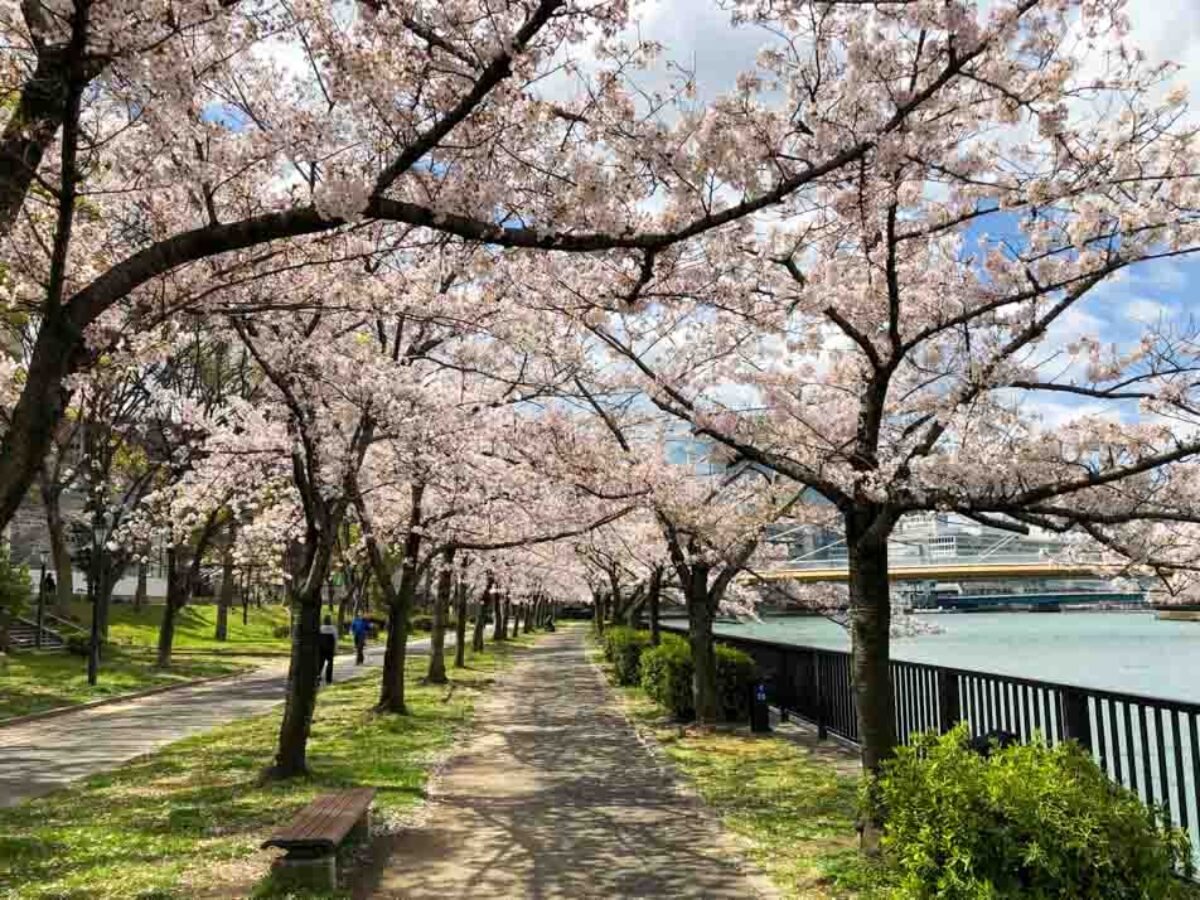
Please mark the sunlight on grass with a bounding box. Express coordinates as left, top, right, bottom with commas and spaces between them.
592, 637, 880, 899
0, 639, 532, 899
0, 650, 246, 720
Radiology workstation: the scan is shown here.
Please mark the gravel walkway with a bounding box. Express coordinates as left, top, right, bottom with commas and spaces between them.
358, 627, 772, 899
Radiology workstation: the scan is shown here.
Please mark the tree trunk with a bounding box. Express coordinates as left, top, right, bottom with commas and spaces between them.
686, 566, 719, 725
495, 595, 507, 642
454, 575, 469, 668
471, 588, 490, 653
649, 566, 662, 645
510, 603, 520, 639
378, 553, 418, 713
0, 311, 85, 534
378, 596, 407, 710
156, 550, 181, 669
427, 549, 454, 684
270, 590, 321, 778
133, 561, 147, 612
40, 477, 73, 613
846, 507, 895, 850
214, 534, 235, 641
523, 600, 533, 634
593, 590, 605, 634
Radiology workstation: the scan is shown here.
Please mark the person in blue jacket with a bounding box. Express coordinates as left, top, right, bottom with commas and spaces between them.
351, 613, 369, 665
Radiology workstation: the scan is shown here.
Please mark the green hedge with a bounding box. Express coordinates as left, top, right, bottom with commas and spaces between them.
874, 725, 1195, 898
639, 632, 755, 722
602, 626, 653, 685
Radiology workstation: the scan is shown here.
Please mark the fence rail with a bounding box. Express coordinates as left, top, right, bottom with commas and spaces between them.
661, 624, 1200, 853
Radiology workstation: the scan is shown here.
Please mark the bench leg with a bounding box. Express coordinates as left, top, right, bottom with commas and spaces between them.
271, 851, 337, 892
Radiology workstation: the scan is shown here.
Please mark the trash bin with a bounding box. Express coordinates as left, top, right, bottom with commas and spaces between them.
750, 681, 771, 733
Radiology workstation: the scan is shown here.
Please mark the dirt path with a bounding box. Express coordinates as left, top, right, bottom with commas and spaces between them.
358, 627, 772, 899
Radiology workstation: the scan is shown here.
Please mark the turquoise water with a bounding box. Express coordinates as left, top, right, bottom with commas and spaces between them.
708, 612, 1200, 704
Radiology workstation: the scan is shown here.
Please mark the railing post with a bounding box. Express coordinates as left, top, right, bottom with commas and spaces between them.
779, 651, 790, 723
937, 668, 960, 733
1062, 689, 1092, 750
814, 653, 827, 740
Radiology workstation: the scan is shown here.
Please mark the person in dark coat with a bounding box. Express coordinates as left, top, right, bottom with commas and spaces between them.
318, 615, 337, 684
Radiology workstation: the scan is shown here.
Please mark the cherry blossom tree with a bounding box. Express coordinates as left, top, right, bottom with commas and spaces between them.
2, 0, 1098, 542
521, 0, 1200, 844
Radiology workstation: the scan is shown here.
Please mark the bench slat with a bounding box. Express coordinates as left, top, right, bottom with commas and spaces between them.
262, 788, 376, 852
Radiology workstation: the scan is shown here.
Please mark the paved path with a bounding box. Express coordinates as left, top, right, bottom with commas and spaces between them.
0, 639, 436, 808
358, 628, 770, 899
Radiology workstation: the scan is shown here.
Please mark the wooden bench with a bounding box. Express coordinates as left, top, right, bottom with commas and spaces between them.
262, 788, 376, 889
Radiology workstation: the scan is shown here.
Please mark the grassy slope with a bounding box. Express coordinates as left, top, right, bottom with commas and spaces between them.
0, 651, 243, 720
0, 635, 536, 900
0, 599, 448, 722
66, 601, 294, 657
0, 604, 294, 721
591, 638, 879, 899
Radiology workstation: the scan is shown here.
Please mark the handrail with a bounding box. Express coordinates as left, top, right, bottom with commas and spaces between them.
661, 621, 1200, 862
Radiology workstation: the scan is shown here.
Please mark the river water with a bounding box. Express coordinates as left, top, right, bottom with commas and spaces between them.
708, 611, 1200, 704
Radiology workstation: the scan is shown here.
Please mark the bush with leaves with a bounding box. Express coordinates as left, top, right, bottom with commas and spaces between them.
640, 633, 756, 722
0, 548, 31, 651
602, 626, 652, 685
873, 725, 1195, 899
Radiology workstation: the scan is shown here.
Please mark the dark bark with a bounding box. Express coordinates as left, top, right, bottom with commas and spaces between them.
133, 561, 147, 611
592, 590, 605, 634
156, 550, 181, 669
648, 566, 662, 645
495, 595, 508, 642
427, 548, 454, 684
471, 591, 489, 653
214, 531, 235, 641
454, 568, 469, 668
156, 515, 220, 669
378, 555, 418, 712
39, 475, 74, 612
510, 603, 520, 639
685, 565, 719, 724
270, 590, 321, 778
846, 506, 895, 848
350, 474, 421, 715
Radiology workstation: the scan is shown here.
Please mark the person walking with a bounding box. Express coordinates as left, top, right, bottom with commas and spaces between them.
351, 613, 368, 665
318, 615, 337, 685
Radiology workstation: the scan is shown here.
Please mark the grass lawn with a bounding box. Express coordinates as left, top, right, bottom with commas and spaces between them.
63, 601, 294, 658
0, 635, 537, 899
592, 639, 880, 899
0, 650, 245, 721
0, 604, 292, 722
1, 603, 439, 721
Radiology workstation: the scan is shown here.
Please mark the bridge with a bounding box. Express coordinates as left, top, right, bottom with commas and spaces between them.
752, 558, 1122, 584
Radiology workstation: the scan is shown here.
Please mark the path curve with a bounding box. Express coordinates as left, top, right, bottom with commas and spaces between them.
0, 638, 442, 807
359, 627, 772, 899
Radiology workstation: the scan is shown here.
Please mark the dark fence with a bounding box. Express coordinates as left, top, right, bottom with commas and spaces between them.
662, 624, 1200, 854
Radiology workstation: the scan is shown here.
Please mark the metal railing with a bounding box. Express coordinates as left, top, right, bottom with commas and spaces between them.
662, 625, 1200, 853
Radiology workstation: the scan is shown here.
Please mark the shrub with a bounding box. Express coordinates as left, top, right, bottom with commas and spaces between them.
602, 626, 652, 685
715, 643, 756, 722
0, 548, 30, 651
873, 725, 1195, 899
271, 624, 291, 639
640, 633, 693, 717
409, 614, 433, 633
639, 633, 756, 722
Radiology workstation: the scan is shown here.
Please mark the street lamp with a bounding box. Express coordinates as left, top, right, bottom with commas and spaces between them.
35, 551, 46, 650
86, 513, 107, 686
